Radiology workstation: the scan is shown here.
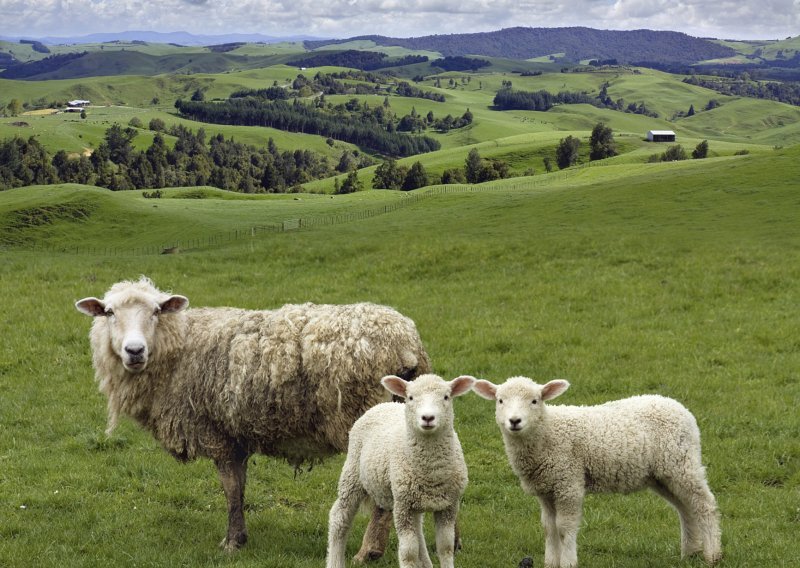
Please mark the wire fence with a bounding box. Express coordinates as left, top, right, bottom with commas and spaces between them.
3, 174, 574, 257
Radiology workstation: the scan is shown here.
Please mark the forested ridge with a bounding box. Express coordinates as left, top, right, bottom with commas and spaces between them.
304, 27, 736, 65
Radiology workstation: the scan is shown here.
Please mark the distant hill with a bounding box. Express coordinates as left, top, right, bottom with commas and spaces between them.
1, 30, 325, 46
305, 27, 736, 65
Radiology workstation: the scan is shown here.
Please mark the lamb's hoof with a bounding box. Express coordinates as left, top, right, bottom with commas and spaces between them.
518, 557, 534, 568
352, 549, 383, 564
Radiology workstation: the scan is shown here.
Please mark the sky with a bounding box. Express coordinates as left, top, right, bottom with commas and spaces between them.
1, 0, 798, 42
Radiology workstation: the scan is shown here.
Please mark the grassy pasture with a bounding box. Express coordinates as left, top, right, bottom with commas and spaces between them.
1, 145, 799, 567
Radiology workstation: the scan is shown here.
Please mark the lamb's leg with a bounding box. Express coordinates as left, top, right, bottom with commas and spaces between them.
415, 512, 433, 568
651, 481, 702, 558
537, 496, 560, 568
215, 450, 249, 552
657, 474, 722, 565
554, 495, 583, 568
434, 506, 458, 568
353, 505, 393, 563
327, 485, 367, 568
394, 508, 424, 568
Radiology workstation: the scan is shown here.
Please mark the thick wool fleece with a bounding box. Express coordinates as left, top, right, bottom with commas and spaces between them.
86, 279, 431, 467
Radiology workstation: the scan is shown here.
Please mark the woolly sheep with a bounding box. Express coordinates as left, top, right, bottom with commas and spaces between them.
75, 276, 432, 555
473, 377, 721, 568
327, 374, 475, 568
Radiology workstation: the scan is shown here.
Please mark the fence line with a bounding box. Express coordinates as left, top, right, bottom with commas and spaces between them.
3, 174, 574, 257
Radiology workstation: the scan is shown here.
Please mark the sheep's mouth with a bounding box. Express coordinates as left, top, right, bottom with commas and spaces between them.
124, 360, 146, 372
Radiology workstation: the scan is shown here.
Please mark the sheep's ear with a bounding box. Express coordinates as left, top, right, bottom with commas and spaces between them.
450, 375, 476, 398
381, 375, 408, 398
541, 380, 570, 401
472, 379, 498, 401
160, 295, 189, 313
75, 297, 106, 317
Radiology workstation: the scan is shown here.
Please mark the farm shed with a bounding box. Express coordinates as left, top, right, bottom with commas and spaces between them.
68, 100, 91, 107
647, 130, 676, 142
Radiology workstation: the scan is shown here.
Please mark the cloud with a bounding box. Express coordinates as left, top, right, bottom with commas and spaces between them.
0, 0, 797, 40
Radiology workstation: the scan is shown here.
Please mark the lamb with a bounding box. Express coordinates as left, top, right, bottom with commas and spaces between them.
327, 374, 475, 568
473, 376, 722, 568
74, 276, 432, 556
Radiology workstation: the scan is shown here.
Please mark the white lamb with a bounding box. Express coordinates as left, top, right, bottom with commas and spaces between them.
327, 374, 476, 568
473, 376, 721, 568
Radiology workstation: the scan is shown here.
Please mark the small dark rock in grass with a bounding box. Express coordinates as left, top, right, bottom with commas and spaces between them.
518, 557, 534, 568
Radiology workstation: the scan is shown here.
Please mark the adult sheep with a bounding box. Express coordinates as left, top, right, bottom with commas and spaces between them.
474, 376, 722, 568
75, 276, 432, 556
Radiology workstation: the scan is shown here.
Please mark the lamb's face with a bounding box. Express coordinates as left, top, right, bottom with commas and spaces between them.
474, 377, 570, 436
76, 288, 188, 373
381, 373, 476, 435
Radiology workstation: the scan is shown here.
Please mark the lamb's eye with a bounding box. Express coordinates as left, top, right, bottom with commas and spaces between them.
408, 396, 413, 401
498, 399, 503, 404
105, 309, 114, 317
444, 395, 449, 401
532, 399, 538, 405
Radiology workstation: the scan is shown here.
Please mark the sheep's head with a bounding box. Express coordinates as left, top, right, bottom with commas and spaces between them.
76, 278, 188, 373
381, 373, 475, 435
473, 377, 569, 435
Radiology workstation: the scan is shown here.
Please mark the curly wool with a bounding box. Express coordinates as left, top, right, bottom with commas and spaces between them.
86, 278, 431, 467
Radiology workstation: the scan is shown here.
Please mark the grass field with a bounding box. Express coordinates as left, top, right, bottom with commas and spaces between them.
1, 143, 798, 567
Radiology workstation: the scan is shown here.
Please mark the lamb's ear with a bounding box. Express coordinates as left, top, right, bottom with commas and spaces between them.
160, 295, 189, 313
75, 297, 106, 317
541, 380, 570, 401
449, 375, 476, 398
472, 379, 498, 401
381, 375, 408, 398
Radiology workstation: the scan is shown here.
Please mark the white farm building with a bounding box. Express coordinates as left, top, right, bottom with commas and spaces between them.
647, 130, 676, 142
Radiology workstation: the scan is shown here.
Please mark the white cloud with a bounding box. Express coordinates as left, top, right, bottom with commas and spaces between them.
0, 0, 797, 40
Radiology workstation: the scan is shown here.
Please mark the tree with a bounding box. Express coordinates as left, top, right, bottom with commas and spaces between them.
6, 98, 22, 117
80, 109, 87, 119
687, 104, 696, 117
661, 144, 687, 162
441, 168, 466, 184
464, 148, 482, 183
589, 122, 617, 161
149, 118, 166, 132
190, 88, 205, 102
372, 158, 407, 190
401, 161, 428, 191
692, 140, 709, 159
337, 170, 362, 194
555, 135, 581, 169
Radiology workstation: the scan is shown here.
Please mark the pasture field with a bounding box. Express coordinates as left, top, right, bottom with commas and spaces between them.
1, 145, 799, 567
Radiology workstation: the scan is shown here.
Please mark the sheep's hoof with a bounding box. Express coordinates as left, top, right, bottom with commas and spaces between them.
352, 549, 383, 564
219, 533, 247, 553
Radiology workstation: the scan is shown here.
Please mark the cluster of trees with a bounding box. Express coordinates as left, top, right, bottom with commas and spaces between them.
683, 74, 800, 107
552, 122, 618, 169
430, 56, 491, 72
370, 159, 430, 191
287, 50, 428, 71
0, 52, 87, 79
175, 97, 440, 158
0, 122, 346, 192
394, 81, 445, 102
396, 107, 473, 134
647, 140, 709, 163
494, 84, 658, 117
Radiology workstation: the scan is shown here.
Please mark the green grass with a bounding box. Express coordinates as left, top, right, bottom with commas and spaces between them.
1, 144, 799, 567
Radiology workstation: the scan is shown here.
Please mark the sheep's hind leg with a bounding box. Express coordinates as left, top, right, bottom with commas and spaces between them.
215, 449, 250, 552
354, 505, 393, 563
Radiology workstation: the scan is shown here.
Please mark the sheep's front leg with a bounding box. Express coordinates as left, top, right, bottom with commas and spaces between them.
554, 495, 583, 568
395, 508, 428, 568
434, 506, 458, 568
215, 451, 249, 552
354, 505, 393, 563
537, 496, 560, 568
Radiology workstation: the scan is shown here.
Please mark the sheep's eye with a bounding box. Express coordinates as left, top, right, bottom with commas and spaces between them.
532, 399, 538, 405
444, 395, 449, 401
498, 399, 503, 404
408, 396, 413, 401
105, 309, 114, 317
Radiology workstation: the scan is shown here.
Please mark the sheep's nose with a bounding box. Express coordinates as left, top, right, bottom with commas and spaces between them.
509, 418, 522, 429
125, 344, 145, 356
421, 415, 436, 428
